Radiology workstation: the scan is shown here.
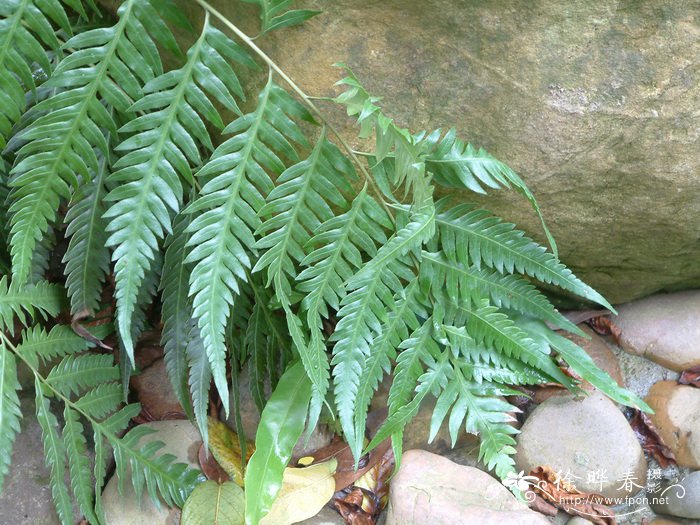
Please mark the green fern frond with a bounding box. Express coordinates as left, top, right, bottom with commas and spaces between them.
45, 354, 120, 397
433, 366, 518, 479
435, 203, 613, 310
452, 297, 573, 387
296, 186, 391, 431
9, 0, 176, 287
14, 324, 89, 368
63, 148, 110, 315
0, 0, 76, 149
0, 276, 63, 333
241, 0, 320, 36
0, 344, 21, 492
424, 129, 557, 255
186, 321, 211, 444
255, 128, 356, 304
113, 425, 202, 508
352, 280, 422, 455
186, 77, 308, 412
106, 8, 250, 363
160, 213, 197, 419
421, 250, 582, 334
35, 382, 73, 524
73, 383, 123, 419
63, 405, 97, 523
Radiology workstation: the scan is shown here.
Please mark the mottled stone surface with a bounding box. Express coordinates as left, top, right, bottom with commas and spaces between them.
515, 392, 647, 498
645, 382, 700, 469
125, 0, 700, 305
614, 291, 700, 372
385, 450, 550, 525
650, 471, 700, 519
0, 397, 66, 525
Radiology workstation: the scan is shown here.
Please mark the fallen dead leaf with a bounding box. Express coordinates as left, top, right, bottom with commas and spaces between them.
586, 316, 622, 346
679, 364, 700, 388
198, 442, 229, 483
260, 459, 337, 525
299, 436, 392, 492
208, 417, 254, 487
630, 409, 676, 468
528, 466, 616, 525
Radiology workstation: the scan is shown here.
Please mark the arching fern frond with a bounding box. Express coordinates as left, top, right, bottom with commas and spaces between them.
106, 9, 254, 363
63, 147, 110, 316
186, 77, 309, 413
435, 204, 613, 310
0, 276, 63, 333
9, 0, 176, 287
241, 0, 320, 37
0, 344, 21, 492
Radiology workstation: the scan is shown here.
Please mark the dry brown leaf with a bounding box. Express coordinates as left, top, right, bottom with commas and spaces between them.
299, 436, 391, 492
679, 364, 700, 388
528, 466, 616, 525
630, 409, 676, 468
586, 315, 623, 346
198, 442, 229, 483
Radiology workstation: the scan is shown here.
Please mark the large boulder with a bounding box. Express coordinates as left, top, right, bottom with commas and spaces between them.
152, 0, 700, 304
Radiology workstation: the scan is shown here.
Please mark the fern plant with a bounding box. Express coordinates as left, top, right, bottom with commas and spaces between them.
0, 0, 649, 523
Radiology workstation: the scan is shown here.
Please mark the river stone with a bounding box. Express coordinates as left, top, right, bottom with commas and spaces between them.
97, 0, 700, 305
614, 291, 700, 372
645, 382, 700, 469
298, 506, 345, 524
566, 518, 594, 525
650, 471, 700, 519
131, 358, 184, 420
385, 450, 550, 525
515, 391, 646, 498
102, 420, 202, 525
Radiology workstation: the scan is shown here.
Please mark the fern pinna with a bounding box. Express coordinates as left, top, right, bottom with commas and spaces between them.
0, 0, 648, 523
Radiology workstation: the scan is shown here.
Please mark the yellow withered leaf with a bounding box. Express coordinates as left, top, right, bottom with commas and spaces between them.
260, 459, 338, 525
207, 417, 255, 487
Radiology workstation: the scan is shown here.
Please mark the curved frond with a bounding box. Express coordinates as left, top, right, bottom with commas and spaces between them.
186, 77, 309, 411
0, 344, 21, 492
0, 276, 63, 334
435, 204, 613, 310
62, 406, 97, 523
63, 148, 110, 315
106, 11, 253, 361
421, 250, 582, 334
45, 354, 120, 397
9, 0, 174, 287
14, 324, 90, 368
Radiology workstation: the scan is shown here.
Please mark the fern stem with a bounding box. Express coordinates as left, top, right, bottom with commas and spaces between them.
193, 0, 395, 224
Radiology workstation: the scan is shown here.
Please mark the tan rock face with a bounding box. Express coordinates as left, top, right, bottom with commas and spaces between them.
614, 291, 700, 372
645, 381, 700, 468
385, 450, 550, 525
515, 392, 647, 498
137, 0, 700, 305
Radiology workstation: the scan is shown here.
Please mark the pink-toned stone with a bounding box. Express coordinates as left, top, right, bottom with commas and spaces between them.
385, 450, 549, 525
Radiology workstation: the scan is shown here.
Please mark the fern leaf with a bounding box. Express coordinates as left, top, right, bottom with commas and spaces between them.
112, 425, 201, 507
0, 0, 73, 148
106, 10, 250, 362
435, 204, 613, 310
186, 77, 308, 413
186, 321, 211, 445
455, 298, 573, 387
14, 324, 90, 368
352, 280, 422, 452
9, 0, 173, 287
62, 146, 110, 315
255, 128, 356, 304
62, 406, 97, 523
35, 383, 73, 524
421, 250, 582, 334
0, 276, 63, 334
73, 383, 123, 419
45, 354, 120, 396
0, 344, 21, 492
425, 129, 557, 256
240, 0, 320, 36
160, 213, 197, 419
